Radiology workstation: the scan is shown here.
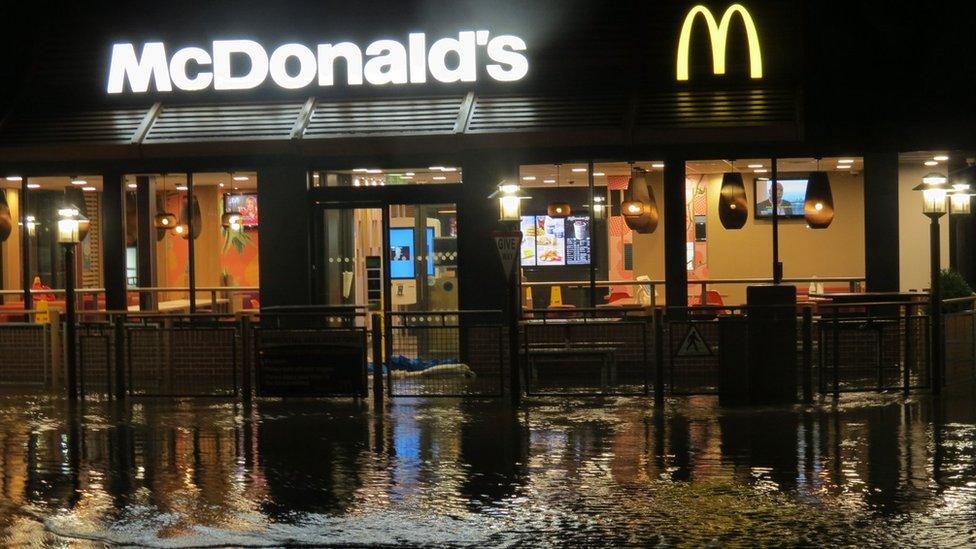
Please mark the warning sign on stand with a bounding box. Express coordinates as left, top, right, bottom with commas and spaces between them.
492, 231, 522, 281
676, 325, 712, 357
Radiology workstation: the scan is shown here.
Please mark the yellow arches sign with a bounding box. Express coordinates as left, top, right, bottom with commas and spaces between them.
676, 3, 763, 81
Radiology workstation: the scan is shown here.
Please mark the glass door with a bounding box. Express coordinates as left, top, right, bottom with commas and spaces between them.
315, 206, 385, 315
387, 203, 458, 313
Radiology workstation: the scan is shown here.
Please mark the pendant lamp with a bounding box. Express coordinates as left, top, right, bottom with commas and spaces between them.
546, 164, 571, 218
154, 174, 178, 231
0, 189, 12, 243
803, 161, 834, 229
622, 166, 658, 233
178, 194, 203, 240
718, 161, 748, 229
221, 212, 243, 231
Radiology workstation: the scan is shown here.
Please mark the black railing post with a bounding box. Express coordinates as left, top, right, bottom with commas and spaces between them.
372, 313, 384, 409
114, 313, 126, 400
802, 307, 813, 404
654, 307, 665, 408
832, 313, 840, 399
904, 304, 913, 396
240, 314, 252, 404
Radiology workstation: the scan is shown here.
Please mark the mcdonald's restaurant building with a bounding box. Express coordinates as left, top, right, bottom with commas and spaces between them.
1, 1, 975, 318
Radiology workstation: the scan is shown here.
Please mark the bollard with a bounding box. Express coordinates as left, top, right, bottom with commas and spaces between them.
371, 313, 384, 409
654, 307, 665, 408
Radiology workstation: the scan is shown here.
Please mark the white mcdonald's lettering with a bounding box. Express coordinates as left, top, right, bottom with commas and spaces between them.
676, 3, 763, 81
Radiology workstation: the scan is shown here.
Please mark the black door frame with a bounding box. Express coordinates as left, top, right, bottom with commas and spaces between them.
308, 183, 462, 314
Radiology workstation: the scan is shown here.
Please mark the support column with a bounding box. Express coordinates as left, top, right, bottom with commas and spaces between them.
136, 175, 156, 310
663, 158, 687, 312
257, 165, 311, 307
101, 171, 127, 311
863, 153, 900, 292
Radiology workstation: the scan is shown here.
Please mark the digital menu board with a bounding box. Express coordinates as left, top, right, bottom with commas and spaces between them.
565, 215, 591, 265
520, 215, 590, 267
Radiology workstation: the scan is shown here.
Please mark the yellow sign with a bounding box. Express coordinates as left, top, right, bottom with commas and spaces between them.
676, 3, 763, 81
35, 299, 50, 324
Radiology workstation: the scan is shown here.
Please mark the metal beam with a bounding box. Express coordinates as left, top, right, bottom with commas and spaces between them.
290, 97, 316, 140
130, 102, 163, 145
454, 92, 476, 134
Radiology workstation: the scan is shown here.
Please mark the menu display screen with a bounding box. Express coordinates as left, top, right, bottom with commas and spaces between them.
565, 215, 591, 265
389, 227, 435, 279
520, 215, 590, 267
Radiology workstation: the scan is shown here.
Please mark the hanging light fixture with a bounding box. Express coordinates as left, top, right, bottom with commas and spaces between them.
62, 186, 91, 241
177, 192, 203, 240
718, 160, 748, 229
622, 165, 658, 233
803, 159, 835, 229
222, 212, 243, 231
546, 164, 571, 218
154, 174, 178, 230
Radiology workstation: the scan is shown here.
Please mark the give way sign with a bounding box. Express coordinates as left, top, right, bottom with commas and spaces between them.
492, 231, 522, 281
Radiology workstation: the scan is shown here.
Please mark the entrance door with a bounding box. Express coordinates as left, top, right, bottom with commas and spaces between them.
315, 206, 385, 316
387, 203, 459, 313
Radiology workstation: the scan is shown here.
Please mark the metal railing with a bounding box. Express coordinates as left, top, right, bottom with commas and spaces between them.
521, 276, 867, 309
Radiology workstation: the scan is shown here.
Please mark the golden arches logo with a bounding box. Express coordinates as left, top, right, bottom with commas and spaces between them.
676, 3, 763, 81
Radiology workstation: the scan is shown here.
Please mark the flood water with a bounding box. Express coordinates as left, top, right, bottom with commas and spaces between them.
0, 390, 975, 547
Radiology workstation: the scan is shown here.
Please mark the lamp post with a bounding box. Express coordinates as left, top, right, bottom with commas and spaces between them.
58, 207, 82, 401
913, 173, 950, 395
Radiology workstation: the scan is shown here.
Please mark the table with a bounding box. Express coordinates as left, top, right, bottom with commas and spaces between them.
128, 297, 230, 313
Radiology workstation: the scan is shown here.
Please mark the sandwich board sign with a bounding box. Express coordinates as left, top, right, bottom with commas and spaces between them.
676, 325, 711, 357
492, 231, 522, 281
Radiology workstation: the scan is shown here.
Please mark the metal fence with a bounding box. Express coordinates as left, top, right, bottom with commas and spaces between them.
521, 308, 652, 396
385, 311, 506, 397
0, 320, 51, 386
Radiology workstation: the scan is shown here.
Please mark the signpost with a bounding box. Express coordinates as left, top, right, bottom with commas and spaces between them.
493, 230, 522, 404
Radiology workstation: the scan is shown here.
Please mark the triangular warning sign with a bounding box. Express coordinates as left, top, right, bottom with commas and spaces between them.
677, 326, 712, 357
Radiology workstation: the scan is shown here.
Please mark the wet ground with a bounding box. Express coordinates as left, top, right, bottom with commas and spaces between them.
0, 390, 974, 547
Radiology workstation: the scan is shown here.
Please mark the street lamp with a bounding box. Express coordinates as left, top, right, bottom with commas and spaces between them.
57, 207, 84, 401
494, 182, 524, 222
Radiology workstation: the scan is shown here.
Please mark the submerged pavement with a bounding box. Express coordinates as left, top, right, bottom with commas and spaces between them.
0, 390, 974, 547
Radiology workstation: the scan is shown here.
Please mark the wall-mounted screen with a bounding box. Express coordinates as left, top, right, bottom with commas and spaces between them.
520, 215, 590, 267
223, 193, 259, 227
754, 177, 808, 219
389, 227, 435, 279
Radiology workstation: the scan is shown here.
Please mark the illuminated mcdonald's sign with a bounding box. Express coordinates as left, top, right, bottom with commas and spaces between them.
676, 3, 763, 81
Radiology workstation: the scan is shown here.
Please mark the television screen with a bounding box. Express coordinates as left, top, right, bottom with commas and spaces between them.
223, 193, 259, 227
389, 227, 434, 279
754, 178, 807, 218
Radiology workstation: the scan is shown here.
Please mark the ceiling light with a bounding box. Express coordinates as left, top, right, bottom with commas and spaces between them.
836, 164, 851, 169
6, 176, 23, 181
233, 175, 249, 181
218, 183, 225, 188
747, 164, 763, 169
312, 173, 319, 178
433, 176, 447, 181
352, 168, 369, 173
522, 176, 536, 181
82, 186, 97, 192
27, 183, 40, 189
934, 155, 949, 161
176, 185, 188, 191
543, 179, 555, 183
571, 168, 587, 173
366, 169, 383, 174
402, 175, 414, 179
428, 166, 444, 171
593, 172, 605, 176
924, 160, 938, 166
754, 169, 768, 173
440, 167, 457, 172
405, 172, 415, 176
837, 159, 854, 164
651, 163, 665, 169
71, 179, 88, 186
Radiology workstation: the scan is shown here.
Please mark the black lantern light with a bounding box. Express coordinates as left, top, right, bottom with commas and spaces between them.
622, 166, 658, 233
718, 161, 748, 229
803, 163, 835, 229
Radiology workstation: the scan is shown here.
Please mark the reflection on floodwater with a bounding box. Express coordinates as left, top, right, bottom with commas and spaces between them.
0, 391, 974, 546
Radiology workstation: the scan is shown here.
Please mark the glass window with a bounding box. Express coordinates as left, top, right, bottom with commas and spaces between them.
313, 166, 462, 187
